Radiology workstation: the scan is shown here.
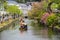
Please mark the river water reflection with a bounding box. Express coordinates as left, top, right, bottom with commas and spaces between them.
0, 19, 60, 40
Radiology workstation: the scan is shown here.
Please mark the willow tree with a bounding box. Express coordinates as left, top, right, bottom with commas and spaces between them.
28, 1, 46, 22
47, 0, 60, 13
6, 5, 22, 19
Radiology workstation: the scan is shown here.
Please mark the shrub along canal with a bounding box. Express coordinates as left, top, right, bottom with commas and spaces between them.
0, 19, 60, 40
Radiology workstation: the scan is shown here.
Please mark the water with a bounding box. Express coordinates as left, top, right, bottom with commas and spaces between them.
0, 19, 60, 40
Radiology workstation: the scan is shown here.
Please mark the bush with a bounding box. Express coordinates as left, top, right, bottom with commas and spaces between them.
46, 13, 57, 26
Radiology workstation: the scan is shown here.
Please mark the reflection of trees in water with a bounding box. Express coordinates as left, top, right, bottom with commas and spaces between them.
8, 23, 15, 30
8, 21, 19, 30
48, 28, 54, 39
31, 21, 60, 40
31, 21, 48, 38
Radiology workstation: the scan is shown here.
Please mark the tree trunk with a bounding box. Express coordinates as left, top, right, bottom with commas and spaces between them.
47, 1, 53, 13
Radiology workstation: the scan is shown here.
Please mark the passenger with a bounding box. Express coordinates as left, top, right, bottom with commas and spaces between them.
19, 17, 27, 30
22, 22, 27, 30
20, 17, 23, 22
20, 21, 24, 29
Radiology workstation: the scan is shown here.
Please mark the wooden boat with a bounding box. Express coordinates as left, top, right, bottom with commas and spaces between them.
19, 25, 27, 31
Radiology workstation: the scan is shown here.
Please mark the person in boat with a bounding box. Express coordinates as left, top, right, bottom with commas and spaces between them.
19, 17, 24, 22
19, 17, 27, 30
20, 19, 24, 29
20, 20, 27, 30
22, 22, 27, 30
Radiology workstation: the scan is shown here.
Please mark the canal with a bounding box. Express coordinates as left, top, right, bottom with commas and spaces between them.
0, 18, 60, 40
0, 0, 60, 40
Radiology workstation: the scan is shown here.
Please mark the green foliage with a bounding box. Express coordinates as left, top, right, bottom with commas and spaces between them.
43, 0, 48, 9
3, 1, 8, 9
46, 14, 57, 26
52, 0, 60, 4
28, 0, 60, 27
38, 9, 45, 20
56, 12, 60, 17
28, 1, 46, 19
48, 0, 60, 4
51, 3, 58, 10
17, 9, 22, 15
57, 3, 60, 10
28, 9, 45, 19
6, 5, 22, 15
48, 0, 60, 10
1, 1, 22, 15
